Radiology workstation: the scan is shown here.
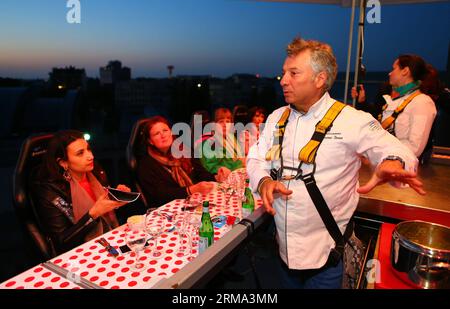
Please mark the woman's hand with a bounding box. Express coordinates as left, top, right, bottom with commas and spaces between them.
89, 193, 126, 219
351, 85, 366, 103
215, 167, 231, 183
116, 184, 131, 192
189, 182, 214, 195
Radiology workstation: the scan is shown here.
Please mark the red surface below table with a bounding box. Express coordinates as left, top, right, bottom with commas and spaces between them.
375, 222, 417, 289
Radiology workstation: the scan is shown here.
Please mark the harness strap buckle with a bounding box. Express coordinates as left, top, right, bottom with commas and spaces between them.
282, 175, 297, 181
270, 168, 283, 181
296, 163, 317, 182
271, 162, 319, 182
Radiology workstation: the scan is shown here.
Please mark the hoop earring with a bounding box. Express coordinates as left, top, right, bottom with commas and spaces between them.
63, 167, 72, 182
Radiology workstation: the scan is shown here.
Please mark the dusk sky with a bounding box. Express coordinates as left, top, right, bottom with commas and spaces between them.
0, 0, 449, 79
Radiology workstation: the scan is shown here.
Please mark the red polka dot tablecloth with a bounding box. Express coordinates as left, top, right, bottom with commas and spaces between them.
0, 265, 81, 289
1, 191, 262, 289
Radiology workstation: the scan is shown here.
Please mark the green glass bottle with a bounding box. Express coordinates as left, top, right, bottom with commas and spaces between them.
242, 179, 255, 218
198, 201, 214, 254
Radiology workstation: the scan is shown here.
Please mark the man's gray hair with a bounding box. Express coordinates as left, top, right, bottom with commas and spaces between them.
286, 37, 337, 92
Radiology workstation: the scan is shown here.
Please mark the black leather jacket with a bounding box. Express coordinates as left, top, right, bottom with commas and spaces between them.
31, 166, 110, 255
137, 155, 215, 209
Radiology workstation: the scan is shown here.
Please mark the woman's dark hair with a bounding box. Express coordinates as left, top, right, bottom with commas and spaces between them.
420, 64, 443, 101
397, 54, 427, 82
40, 130, 85, 181
247, 106, 267, 124
397, 54, 442, 100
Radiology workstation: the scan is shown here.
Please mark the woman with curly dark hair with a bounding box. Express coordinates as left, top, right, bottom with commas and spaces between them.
32, 130, 129, 254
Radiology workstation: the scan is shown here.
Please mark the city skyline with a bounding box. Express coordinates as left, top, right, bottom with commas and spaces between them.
0, 0, 449, 79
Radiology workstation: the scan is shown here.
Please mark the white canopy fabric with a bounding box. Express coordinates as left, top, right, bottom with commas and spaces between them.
256, 0, 446, 104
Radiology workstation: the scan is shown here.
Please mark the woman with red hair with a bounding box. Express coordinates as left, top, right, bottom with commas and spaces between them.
137, 116, 229, 208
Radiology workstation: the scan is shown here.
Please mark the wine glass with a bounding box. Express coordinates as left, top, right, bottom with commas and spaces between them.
218, 177, 232, 206
145, 209, 166, 258
125, 223, 147, 271
231, 169, 246, 201
174, 212, 192, 257
184, 192, 203, 211
188, 213, 201, 246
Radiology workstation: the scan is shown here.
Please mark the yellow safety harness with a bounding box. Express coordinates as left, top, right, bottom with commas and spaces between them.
265, 101, 354, 267
265, 108, 291, 161
266, 101, 347, 180
378, 90, 421, 129
299, 102, 347, 164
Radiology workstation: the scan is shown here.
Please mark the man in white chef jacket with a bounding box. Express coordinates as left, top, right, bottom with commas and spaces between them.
247, 37, 425, 289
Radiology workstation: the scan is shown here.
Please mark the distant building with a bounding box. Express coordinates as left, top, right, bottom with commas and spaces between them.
100, 61, 131, 85
170, 75, 211, 122
0, 87, 30, 137
0, 84, 83, 137
115, 78, 172, 135
49, 66, 87, 90
115, 79, 171, 108
209, 74, 279, 112
21, 90, 82, 133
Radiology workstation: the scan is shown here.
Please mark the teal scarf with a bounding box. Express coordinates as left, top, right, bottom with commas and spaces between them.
393, 81, 420, 97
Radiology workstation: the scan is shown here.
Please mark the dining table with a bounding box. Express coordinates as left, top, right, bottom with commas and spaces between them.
1, 188, 263, 289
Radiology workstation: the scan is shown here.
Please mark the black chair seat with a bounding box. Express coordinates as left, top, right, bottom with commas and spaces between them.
12, 133, 57, 260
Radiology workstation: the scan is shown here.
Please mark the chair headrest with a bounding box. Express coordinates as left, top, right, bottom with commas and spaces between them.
13, 133, 54, 216
126, 118, 151, 172
15, 133, 53, 181
13, 133, 57, 259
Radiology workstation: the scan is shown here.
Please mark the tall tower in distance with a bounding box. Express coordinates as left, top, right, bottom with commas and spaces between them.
167, 65, 174, 78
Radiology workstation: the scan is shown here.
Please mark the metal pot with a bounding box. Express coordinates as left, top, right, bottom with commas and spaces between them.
391, 220, 450, 289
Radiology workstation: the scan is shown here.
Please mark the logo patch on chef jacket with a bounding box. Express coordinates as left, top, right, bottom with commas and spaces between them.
324, 132, 343, 140
368, 120, 382, 131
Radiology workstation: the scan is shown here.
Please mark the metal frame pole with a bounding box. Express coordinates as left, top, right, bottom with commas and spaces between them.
344, 0, 356, 104
352, 0, 366, 108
